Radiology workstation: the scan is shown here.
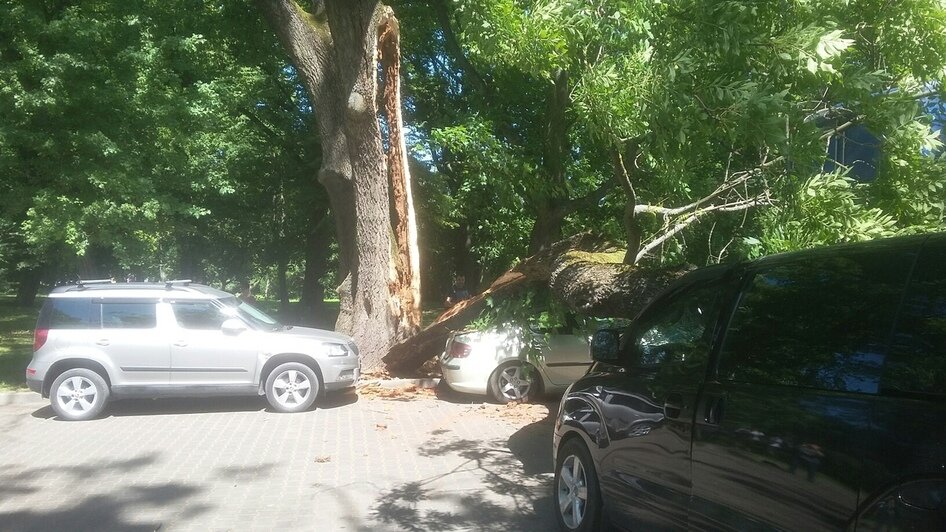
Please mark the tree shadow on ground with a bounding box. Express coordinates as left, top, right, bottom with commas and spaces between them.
368, 414, 557, 531
0, 453, 210, 531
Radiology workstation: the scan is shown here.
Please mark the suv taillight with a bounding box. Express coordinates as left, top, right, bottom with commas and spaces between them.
33, 329, 49, 351
449, 341, 471, 358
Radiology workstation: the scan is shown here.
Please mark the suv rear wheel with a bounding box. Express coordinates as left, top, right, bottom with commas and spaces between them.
50, 368, 109, 421
264, 362, 320, 413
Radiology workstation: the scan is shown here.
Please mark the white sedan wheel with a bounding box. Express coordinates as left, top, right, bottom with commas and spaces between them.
490, 362, 536, 403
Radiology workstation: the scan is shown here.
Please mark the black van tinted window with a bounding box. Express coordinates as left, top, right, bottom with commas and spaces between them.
884, 244, 946, 396
719, 251, 913, 393
631, 283, 721, 369
38, 298, 96, 329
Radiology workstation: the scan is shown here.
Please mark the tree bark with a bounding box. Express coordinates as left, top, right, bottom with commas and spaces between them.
613, 146, 643, 264
528, 69, 570, 254
257, 0, 421, 370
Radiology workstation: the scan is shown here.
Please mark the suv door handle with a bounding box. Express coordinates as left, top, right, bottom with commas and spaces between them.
173, 341, 188, 347
95, 339, 110, 346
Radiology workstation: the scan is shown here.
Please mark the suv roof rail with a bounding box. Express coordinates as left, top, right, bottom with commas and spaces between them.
164, 279, 192, 289
76, 278, 114, 289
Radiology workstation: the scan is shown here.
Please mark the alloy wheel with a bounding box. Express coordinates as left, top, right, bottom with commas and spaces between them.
498, 365, 532, 401
557, 454, 588, 529
272, 369, 312, 406
55, 376, 98, 414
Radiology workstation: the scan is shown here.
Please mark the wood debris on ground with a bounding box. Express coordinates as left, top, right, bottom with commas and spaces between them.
471, 401, 556, 426
355, 380, 437, 400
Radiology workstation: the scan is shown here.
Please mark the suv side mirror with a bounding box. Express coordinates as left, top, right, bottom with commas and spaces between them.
221, 318, 248, 335
591, 329, 621, 363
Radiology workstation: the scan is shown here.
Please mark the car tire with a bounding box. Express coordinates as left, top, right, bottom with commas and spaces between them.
264, 362, 320, 413
555, 438, 603, 532
488, 361, 538, 404
50, 368, 110, 421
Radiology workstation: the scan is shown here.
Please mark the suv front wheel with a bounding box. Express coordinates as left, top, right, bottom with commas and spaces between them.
50, 368, 110, 421
264, 362, 320, 413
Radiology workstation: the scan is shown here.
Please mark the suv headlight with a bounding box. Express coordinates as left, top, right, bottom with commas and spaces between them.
325, 343, 348, 357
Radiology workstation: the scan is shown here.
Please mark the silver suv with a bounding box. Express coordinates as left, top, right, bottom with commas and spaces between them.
26, 280, 360, 420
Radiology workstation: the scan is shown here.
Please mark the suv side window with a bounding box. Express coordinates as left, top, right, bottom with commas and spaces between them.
718, 251, 913, 393
171, 301, 227, 330
630, 283, 722, 369
38, 298, 96, 328
100, 301, 157, 329
883, 243, 946, 396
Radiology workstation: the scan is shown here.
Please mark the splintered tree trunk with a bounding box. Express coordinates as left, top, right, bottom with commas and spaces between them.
258, 0, 421, 370
379, 9, 421, 338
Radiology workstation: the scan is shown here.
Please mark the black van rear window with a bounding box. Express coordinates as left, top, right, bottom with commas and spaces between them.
37, 298, 96, 329
719, 249, 914, 394
884, 243, 946, 396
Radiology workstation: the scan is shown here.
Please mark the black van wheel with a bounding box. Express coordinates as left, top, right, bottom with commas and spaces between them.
50, 368, 110, 421
555, 438, 602, 532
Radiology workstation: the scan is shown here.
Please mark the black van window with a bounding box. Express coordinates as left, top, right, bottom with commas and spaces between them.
38, 298, 96, 328
631, 283, 721, 369
719, 251, 913, 393
884, 244, 946, 396
101, 302, 157, 329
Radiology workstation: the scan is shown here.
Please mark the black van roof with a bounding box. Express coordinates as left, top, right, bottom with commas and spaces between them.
751, 231, 939, 270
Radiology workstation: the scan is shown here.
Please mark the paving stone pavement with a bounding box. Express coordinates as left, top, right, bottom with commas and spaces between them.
0, 390, 559, 532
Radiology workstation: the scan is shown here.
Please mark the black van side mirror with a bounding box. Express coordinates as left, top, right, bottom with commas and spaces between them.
591, 329, 621, 363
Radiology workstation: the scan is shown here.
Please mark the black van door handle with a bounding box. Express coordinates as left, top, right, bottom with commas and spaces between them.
703, 395, 725, 425
664, 393, 683, 419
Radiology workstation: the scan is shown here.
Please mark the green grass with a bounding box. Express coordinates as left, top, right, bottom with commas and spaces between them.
0, 295, 41, 392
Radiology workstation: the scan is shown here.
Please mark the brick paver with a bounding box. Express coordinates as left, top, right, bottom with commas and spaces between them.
0, 391, 558, 531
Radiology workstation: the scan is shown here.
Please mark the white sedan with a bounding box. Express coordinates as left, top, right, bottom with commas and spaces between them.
439, 326, 593, 403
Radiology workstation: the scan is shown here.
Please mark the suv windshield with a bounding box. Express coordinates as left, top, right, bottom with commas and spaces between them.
220, 297, 282, 331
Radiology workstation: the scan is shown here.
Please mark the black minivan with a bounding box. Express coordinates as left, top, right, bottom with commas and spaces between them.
553, 232, 946, 531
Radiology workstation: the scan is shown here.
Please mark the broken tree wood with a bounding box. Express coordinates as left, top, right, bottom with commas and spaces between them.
382, 233, 688, 374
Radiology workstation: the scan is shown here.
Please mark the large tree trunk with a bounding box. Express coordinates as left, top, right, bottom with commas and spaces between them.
258, 0, 421, 370
528, 69, 570, 254
384, 234, 684, 374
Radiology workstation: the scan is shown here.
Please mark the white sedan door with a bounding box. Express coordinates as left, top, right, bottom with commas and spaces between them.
538, 333, 592, 386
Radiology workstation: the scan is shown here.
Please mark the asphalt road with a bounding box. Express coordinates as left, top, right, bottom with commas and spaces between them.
0, 389, 559, 531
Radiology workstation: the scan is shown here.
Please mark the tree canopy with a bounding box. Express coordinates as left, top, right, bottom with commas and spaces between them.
1, 0, 944, 367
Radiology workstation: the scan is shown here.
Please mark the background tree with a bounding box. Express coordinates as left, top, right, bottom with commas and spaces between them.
0, 0, 329, 316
